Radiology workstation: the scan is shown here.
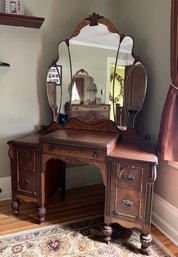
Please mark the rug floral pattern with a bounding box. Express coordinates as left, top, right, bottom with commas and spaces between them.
0, 217, 172, 257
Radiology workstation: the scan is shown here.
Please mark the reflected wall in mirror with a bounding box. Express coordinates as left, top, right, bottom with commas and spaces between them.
46, 13, 147, 129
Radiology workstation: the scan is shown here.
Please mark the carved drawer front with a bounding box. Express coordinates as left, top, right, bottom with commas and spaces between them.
13, 147, 38, 197
43, 143, 106, 161
18, 148, 37, 172
106, 158, 149, 222
69, 105, 110, 124
18, 170, 37, 196
72, 105, 110, 112
111, 188, 144, 220
114, 161, 147, 192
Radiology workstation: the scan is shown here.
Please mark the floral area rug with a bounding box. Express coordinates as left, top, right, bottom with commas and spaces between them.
0, 217, 174, 257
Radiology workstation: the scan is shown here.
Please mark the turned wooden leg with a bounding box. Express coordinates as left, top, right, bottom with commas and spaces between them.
140, 233, 152, 254
37, 207, 46, 224
102, 224, 113, 243
11, 199, 20, 215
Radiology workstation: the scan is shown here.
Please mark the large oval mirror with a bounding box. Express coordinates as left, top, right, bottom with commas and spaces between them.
125, 61, 147, 128
46, 63, 62, 122
46, 40, 71, 122
46, 13, 147, 129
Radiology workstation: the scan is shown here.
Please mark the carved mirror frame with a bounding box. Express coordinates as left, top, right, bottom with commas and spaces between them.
46, 13, 147, 130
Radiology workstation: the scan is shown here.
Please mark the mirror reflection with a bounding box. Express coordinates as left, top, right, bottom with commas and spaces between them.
46, 13, 147, 129
70, 69, 97, 105
69, 42, 118, 105
46, 64, 62, 122
125, 61, 147, 128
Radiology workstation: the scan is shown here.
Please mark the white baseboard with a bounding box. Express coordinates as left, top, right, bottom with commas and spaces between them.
0, 177, 11, 201
152, 193, 178, 246
0, 165, 102, 201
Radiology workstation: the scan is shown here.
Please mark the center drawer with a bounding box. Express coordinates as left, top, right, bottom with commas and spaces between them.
42, 143, 106, 161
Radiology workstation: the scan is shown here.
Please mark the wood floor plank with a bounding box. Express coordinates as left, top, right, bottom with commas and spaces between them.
0, 184, 178, 256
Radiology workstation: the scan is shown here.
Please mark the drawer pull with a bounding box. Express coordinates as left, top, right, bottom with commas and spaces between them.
122, 199, 133, 207
123, 174, 135, 181
48, 146, 54, 152
22, 178, 31, 185
92, 152, 98, 158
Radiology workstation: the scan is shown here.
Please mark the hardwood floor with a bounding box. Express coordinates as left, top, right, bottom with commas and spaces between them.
0, 184, 178, 256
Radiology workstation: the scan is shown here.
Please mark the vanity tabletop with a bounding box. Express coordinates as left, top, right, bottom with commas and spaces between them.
40, 128, 120, 154
108, 141, 158, 163
7, 130, 49, 147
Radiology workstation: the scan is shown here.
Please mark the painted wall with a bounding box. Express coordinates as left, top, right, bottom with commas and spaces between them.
117, 1, 178, 245
117, 0, 178, 209
0, 0, 117, 178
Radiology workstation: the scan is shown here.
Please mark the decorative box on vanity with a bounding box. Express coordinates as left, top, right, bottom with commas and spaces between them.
65, 102, 110, 124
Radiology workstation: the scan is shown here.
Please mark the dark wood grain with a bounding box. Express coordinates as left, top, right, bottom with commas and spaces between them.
0, 13, 44, 28
7, 117, 157, 251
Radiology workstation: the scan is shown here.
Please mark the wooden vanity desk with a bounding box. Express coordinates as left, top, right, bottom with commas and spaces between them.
8, 119, 157, 253
8, 13, 158, 253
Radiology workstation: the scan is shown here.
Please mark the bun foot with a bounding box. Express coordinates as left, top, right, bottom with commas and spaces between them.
11, 199, 20, 215
37, 207, 46, 224
140, 233, 152, 254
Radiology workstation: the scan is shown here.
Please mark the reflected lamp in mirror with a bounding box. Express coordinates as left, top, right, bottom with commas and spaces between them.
47, 65, 62, 85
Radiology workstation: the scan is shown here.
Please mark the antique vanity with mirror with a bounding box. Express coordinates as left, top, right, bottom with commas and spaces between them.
8, 13, 157, 253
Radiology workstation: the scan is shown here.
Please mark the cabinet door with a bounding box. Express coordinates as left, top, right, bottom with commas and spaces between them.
107, 159, 149, 223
